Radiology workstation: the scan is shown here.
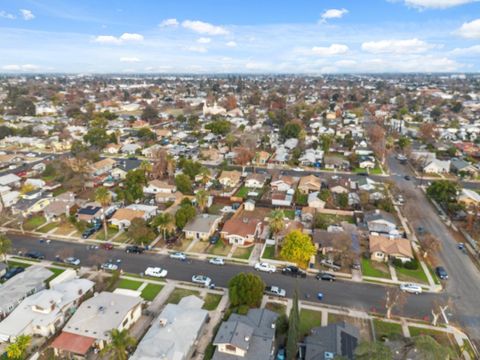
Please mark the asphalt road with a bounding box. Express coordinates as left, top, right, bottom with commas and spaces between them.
7, 233, 440, 321
388, 154, 480, 340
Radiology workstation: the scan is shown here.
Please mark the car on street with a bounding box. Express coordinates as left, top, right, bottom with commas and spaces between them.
316, 272, 336, 281
400, 283, 422, 294
191, 275, 212, 287
209, 257, 225, 266
254, 262, 276, 273
101, 243, 114, 250
144, 267, 168, 278
264, 286, 286, 297
125, 245, 144, 254
64, 257, 81, 266
101, 262, 118, 271
169, 252, 187, 261
1, 267, 24, 281
292, 167, 304, 172
281, 265, 306, 278
436, 266, 448, 280
25, 251, 45, 260
457, 243, 465, 250
404, 175, 411, 181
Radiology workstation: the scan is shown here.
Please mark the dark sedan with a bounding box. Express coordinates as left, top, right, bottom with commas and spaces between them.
25, 251, 45, 260
281, 265, 307, 278
125, 245, 144, 254
1, 267, 24, 281
316, 272, 336, 282
436, 266, 448, 280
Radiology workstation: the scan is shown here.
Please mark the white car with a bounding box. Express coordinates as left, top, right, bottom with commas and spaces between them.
400, 283, 423, 294
192, 275, 212, 287
292, 167, 304, 172
101, 262, 118, 271
64, 257, 81, 266
169, 252, 187, 261
144, 267, 168, 278
254, 262, 276, 273
209, 257, 225, 266
265, 286, 286, 297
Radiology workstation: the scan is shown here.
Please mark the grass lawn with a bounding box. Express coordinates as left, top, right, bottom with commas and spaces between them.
116, 278, 143, 290
202, 293, 222, 311
373, 319, 403, 340
235, 186, 256, 199
408, 327, 454, 347
95, 226, 119, 241
37, 222, 59, 233
284, 209, 295, 220
113, 231, 129, 243
208, 240, 232, 256
395, 265, 429, 284
54, 222, 77, 236
140, 283, 164, 301
299, 309, 323, 337
23, 215, 46, 231
232, 246, 254, 260
370, 167, 383, 175
45, 267, 65, 285
361, 258, 391, 279
52, 187, 67, 197
190, 240, 210, 253
315, 213, 355, 229
295, 192, 308, 206
265, 302, 287, 315
6, 260, 32, 268
166, 288, 200, 304
208, 204, 223, 215
262, 245, 275, 260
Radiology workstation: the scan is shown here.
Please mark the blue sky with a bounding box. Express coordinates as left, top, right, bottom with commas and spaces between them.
1, 0, 480, 73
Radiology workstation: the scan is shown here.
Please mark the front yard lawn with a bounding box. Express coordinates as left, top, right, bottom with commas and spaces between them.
208, 240, 232, 256
6, 260, 32, 268
299, 309, 323, 337
262, 245, 275, 260
37, 222, 59, 233
23, 215, 46, 231
116, 278, 143, 290
54, 222, 77, 236
202, 293, 223, 311
408, 327, 454, 348
395, 265, 429, 284
166, 288, 200, 304
232, 246, 254, 260
361, 258, 391, 279
141, 283, 164, 301
373, 319, 403, 340
95, 226, 119, 241
265, 302, 287, 315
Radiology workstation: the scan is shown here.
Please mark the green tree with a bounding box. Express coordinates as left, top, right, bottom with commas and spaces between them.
6, 334, 31, 360
137, 127, 156, 141
127, 218, 155, 245
281, 121, 302, 139
280, 230, 316, 268
141, 105, 158, 122
426, 180, 459, 205
0, 233, 12, 264
14, 97, 35, 116
398, 136, 411, 150
286, 291, 300, 360
205, 119, 231, 135
178, 159, 203, 180
320, 134, 334, 154
83, 127, 110, 149
175, 174, 193, 194
228, 272, 265, 308
412, 335, 455, 359
95, 187, 112, 241
269, 209, 285, 257
119, 169, 147, 203
195, 190, 209, 211
152, 212, 175, 241
354, 341, 392, 360
101, 328, 136, 360
336, 192, 348, 209
175, 204, 196, 229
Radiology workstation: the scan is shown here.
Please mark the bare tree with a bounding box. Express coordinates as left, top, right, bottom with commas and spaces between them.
384, 288, 408, 319
431, 298, 453, 326
419, 234, 441, 259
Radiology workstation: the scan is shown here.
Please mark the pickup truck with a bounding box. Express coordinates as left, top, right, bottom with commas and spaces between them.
265, 286, 286, 298
320, 259, 341, 271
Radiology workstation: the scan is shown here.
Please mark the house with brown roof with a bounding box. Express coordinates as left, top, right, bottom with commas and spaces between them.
221, 217, 262, 247
218, 170, 242, 188
90, 158, 116, 177
298, 175, 322, 194
143, 180, 176, 194
271, 175, 297, 192
245, 173, 269, 189
369, 235, 413, 263
254, 151, 271, 165
110, 208, 145, 229
200, 148, 223, 165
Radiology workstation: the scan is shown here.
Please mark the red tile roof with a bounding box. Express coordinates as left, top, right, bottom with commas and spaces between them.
51, 332, 96, 355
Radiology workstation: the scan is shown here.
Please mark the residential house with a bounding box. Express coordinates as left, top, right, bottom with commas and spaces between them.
357, 177, 377, 192
0, 174, 21, 188
218, 170, 242, 188
0, 186, 20, 210
423, 159, 450, 174
221, 217, 263, 246
0, 279, 94, 342
110, 208, 145, 229
271, 190, 294, 207
51, 292, 142, 358
303, 322, 360, 360
299, 149, 324, 167
104, 143, 121, 154
312, 230, 351, 255
308, 192, 326, 209
324, 155, 349, 170
111, 167, 127, 180
298, 175, 322, 194
143, 180, 176, 194
90, 158, 117, 177
364, 210, 399, 237
254, 151, 270, 165
12, 191, 52, 216
0, 266, 53, 319
121, 143, 141, 155
77, 205, 103, 223
183, 214, 222, 241
155, 191, 182, 204
271, 175, 297, 192
200, 148, 223, 165
44, 192, 76, 221
458, 188, 480, 207
245, 173, 269, 189
369, 234, 413, 263
301, 207, 316, 223
451, 158, 478, 176
212, 308, 278, 360
130, 295, 209, 360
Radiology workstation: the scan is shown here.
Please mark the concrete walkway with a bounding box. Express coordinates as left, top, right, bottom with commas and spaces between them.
389, 264, 398, 282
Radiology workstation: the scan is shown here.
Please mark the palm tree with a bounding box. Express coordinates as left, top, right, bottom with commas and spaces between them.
152, 213, 175, 241
140, 160, 153, 179
199, 167, 211, 186
95, 187, 112, 240
101, 329, 136, 360
0, 233, 12, 265
269, 209, 285, 257
195, 190, 209, 211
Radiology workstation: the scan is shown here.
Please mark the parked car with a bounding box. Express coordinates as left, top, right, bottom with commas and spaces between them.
436, 266, 448, 280
264, 286, 286, 297
209, 234, 220, 245
400, 283, 422, 294
144, 267, 168, 278
316, 272, 336, 282
82, 227, 96, 239
169, 252, 187, 261
1, 267, 24, 281
276, 348, 286, 360
125, 245, 144, 254
404, 175, 411, 181
281, 265, 306, 278
25, 251, 45, 260
101, 262, 118, 271
101, 243, 114, 250
320, 259, 341, 271
64, 257, 81, 266
191, 275, 212, 287
254, 262, 276, 273
209, 257, 225, 266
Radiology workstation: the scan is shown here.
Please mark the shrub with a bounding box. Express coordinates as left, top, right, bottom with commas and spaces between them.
404, 258, 419, 270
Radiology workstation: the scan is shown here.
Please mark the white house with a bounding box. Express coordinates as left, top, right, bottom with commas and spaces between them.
423, 159, 451, 174
143, 180, 176, 194
307, 192, 326, 209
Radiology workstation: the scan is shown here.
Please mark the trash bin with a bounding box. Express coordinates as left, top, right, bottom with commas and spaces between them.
317, 292, 323, 301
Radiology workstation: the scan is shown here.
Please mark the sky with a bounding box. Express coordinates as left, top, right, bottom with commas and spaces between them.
1, 0, 480, 74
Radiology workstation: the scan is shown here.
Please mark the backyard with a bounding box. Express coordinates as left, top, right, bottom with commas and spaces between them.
166, 288, 200, 304
314, 213, 355, 230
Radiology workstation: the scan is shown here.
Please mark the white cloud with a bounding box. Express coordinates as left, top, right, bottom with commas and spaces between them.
94, 33, 144, 45
457, 19, 480, 39
20, 9, 35, 20
361, 38, 434, 54
335, 60, 357, 67
185, 46, 208, 53
226, 41, 237, 47
320, 8, 348, 22
120, 57, 141, 62
0, 10, 15, 19
197, 37, 211, 44
182, 20, 229, 35
245, 61, 271, 70
450, 44, 480, 55
311, 44, 349, 56
159, 18, 179, 27
2, 64, 39, 71
403, 0, 478, 9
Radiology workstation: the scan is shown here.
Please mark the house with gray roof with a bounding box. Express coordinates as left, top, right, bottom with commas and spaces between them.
212, 308, 278, 360
364, 209, 399, 237
183, 213, 222, 241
